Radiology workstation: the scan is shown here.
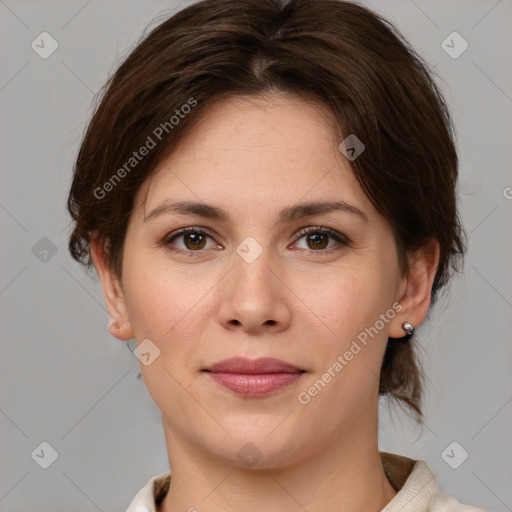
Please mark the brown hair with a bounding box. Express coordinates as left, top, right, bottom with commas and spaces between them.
67, 0, 465, 423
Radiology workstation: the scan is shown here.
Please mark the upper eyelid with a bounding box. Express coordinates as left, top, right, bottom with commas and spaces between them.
166, 226, 216, 241
164, 225, 349, 247
294, 226, 350, 241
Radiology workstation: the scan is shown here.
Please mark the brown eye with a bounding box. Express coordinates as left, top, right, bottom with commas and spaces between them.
163, 227, 219, 254
294, 227, 350, 253
182, 232, 207, 250
305, 232, 329, 250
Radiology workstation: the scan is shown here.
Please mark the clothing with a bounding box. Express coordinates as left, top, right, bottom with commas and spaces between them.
125, 451, 489, 512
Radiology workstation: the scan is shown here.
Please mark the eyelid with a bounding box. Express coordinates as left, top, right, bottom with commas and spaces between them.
161, 226, 220, 248
166, 226, 217, 239
161, 225, 351, 254
293, 226, 351, 246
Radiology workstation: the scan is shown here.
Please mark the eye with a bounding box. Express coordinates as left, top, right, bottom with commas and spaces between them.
161, 225, 350, 256
292, 226, 350, 253
162, 227, 221, 254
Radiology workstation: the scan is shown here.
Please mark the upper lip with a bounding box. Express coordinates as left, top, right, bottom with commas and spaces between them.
203, 357, 304, 374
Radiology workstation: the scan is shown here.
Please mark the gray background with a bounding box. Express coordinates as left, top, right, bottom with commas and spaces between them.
1, 0, 511, 511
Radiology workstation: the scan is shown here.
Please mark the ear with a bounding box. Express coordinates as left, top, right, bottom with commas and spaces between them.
89, 231, 134, 341
389, 238, 440, 338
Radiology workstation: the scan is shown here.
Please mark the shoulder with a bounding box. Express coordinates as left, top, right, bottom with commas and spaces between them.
125, 470, 171, 512
427, 492, 490, 512
380, 452, 491, 512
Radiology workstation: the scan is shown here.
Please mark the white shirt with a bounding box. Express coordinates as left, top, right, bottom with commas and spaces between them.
125, 451, 489, 512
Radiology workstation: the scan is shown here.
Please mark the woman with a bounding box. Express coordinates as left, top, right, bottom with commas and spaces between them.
66, 0, 488, 510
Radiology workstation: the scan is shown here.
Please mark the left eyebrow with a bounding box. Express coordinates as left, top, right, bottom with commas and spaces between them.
143, 200, 369, 225
277, 200, 369, 224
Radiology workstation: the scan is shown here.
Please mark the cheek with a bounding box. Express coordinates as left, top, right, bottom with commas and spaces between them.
307, 261, 396, 340
297, 267, 397, 409
121, 256, 214, 399
121, 250, 212, 344
299, 258, 399, 406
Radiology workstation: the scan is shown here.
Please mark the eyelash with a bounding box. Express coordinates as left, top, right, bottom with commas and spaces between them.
161, 226, 351, 257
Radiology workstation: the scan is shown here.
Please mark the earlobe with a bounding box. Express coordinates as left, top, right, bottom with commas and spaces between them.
389, 239, 440, 339
107, 315, 132, 341
89, 232, 134, 341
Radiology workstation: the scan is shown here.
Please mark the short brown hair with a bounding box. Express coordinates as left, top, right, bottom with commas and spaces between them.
67, 0, 465, 422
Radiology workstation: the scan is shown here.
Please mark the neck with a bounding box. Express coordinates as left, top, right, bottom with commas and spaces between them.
159, 409, 397, 512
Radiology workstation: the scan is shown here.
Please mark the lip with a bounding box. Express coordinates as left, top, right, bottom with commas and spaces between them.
204, 357, 303, 374
202, 357, 305, 397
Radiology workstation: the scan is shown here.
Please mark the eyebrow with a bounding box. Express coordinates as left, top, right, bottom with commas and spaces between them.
143, 199, 369, 224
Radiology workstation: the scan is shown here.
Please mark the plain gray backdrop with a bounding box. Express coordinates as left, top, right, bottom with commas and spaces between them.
1, 1, 511, 511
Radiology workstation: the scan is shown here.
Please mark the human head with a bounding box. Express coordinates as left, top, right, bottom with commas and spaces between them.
67, 0, 464, 428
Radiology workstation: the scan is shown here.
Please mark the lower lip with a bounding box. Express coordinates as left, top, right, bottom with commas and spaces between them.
206, 372, 304, 397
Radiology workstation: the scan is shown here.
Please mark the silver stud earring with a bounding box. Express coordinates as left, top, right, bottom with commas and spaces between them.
402, 322, 414, 337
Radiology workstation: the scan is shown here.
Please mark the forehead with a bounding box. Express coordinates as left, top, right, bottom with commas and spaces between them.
134, 93, 371, 220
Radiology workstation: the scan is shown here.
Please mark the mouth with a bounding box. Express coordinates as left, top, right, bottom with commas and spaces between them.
202, 357, 306, 397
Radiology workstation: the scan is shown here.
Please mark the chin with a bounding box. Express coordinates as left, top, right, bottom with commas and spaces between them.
197, 415, 312, 470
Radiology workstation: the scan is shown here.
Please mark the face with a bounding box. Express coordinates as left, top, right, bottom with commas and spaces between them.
100, 93, 418, 468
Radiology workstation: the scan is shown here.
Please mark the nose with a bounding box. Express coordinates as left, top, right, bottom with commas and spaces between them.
217, 245, 292, 335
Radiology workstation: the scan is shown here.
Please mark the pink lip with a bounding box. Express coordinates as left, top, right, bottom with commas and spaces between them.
203, 357, 305, 397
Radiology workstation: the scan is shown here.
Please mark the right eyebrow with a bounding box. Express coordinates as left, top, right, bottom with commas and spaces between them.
143, 199, 369, 225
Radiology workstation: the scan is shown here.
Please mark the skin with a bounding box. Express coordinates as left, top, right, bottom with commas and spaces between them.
91, 92, 439, 512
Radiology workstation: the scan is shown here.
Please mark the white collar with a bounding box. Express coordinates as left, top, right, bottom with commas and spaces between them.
125, 470, 170, 512
125, 452, 487, 512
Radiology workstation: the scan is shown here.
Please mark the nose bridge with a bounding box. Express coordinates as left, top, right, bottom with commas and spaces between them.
232, 236, 277, 300
218, 236, 290, 332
